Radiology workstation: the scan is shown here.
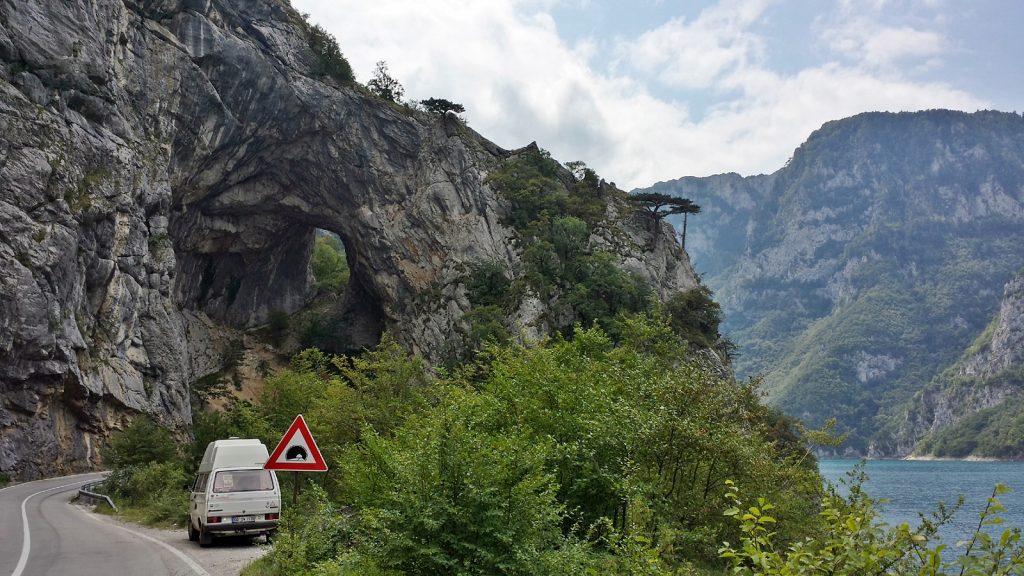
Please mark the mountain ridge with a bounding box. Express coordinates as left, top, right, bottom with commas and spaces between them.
642, 109, 1024, 455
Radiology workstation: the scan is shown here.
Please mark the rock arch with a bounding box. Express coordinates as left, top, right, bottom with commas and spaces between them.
0, 0, 694, 477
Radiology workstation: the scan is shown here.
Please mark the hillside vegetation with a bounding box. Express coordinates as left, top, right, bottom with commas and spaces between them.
103, 322, 1024, 575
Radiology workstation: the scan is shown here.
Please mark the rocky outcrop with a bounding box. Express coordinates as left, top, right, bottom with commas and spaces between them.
0, 0, 695, 478
887, 271, 1024, 457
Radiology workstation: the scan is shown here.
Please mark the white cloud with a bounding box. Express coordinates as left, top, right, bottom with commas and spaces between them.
821, 0, 948, 69
825, 24, 944, 68
293, 0, 987, 189
615, 0, 772, 89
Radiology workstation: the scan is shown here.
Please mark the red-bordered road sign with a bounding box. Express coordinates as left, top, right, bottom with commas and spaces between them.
264, 414, 328, 472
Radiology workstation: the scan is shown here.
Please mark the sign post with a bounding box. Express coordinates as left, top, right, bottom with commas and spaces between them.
264, 414, 327, 505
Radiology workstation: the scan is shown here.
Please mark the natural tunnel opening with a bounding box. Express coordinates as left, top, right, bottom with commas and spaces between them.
170, 201, 385, 358
296, 228, 385, 356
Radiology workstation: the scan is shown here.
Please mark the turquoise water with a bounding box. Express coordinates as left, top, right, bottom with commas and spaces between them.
819, 459, 1024, 548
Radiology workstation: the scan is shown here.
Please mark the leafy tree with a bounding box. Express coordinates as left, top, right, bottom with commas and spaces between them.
566, 165, 606, 226
549, 216, 588, 265
367, 60, 404, 102
464, 305, 511, 351
566, 252, 652, 337
563, 160, 590, 181
664, 286, 722, 349
311, 233, 349, 296
99, 415, 188, 526
419, 97, 466, 116
340, 400, 571, 575
307, 23, 355, 84
629, 192, 701, 248
486, 149, 564, 230
101, 414, 178, 469
464, 260, 511, 307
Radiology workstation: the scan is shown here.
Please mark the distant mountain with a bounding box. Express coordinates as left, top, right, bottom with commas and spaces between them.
640, 110, 1024, 454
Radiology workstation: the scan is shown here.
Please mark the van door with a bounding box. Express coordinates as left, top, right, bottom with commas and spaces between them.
190, 473, 209, 529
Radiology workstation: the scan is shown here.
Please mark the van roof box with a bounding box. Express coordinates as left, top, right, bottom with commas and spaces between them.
199, 439, 270, 472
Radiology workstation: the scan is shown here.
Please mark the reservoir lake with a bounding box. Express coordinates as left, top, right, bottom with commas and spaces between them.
819, 459, 1024, 550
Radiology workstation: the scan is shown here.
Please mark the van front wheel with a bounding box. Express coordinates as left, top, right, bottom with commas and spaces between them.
188, 522, 198, 542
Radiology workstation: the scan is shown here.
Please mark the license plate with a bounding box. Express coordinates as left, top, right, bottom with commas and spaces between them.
233, 515, 255, 523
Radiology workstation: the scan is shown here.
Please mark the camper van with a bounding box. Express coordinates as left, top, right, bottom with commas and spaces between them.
188, 438, 280, 546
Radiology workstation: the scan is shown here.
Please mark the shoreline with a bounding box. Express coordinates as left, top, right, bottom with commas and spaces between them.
902, 455, 1005, 462
819, 455, 1018, 462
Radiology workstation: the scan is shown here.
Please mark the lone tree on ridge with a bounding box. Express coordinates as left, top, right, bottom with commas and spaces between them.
629, 192, 701, 249
420, 97, 466, 116
367, 61, 404, 102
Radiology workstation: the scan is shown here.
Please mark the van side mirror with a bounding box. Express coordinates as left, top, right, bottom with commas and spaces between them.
183, 482, 191, 491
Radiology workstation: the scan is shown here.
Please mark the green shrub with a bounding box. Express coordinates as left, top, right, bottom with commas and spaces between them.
99, 416, 189, 527
307, 24, 354, 84
486, 148, 564, 230
250, 484, 352, 575
664, 286, 723, 349
463, 304, 510, 351
101, 414, 178, 469
465, 260, 511, 307
485, 150, 684, 344
340, 404, 570, 575
127, 462, 189, 524
564, 252, 652, 338
720, 471, 1024, 575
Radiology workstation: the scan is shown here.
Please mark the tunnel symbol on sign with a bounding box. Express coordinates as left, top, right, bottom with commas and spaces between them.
265, 415, 328, 471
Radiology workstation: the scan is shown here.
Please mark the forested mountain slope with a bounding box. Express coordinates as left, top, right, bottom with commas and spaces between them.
892, 270, 1024, 458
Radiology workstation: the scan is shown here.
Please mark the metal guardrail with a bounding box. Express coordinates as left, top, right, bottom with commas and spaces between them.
78, 478, 118, 511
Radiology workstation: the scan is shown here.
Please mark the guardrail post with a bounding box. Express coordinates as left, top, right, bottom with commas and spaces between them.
78, 479, 118, 511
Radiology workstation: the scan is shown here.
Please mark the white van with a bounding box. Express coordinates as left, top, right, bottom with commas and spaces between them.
188, 438, 281, 546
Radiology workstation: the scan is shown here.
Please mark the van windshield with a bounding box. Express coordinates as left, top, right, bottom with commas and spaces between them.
212, 470, 275, 493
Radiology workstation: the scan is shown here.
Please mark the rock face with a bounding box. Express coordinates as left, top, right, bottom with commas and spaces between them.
0, 0, 695, 479
891, 271, 1024, 457
640, 110, 1024, 453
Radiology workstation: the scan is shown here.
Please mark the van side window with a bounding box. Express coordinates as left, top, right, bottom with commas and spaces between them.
197, 473, 209, 491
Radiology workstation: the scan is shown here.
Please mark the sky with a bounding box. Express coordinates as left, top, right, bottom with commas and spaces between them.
292, 0, 1023, 190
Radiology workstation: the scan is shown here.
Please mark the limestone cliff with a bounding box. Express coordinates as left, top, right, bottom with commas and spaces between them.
892, 271, 1024, 457
0, 0, 695, 478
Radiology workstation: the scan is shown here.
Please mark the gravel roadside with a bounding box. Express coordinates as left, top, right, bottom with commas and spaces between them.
73, 502, 269, 576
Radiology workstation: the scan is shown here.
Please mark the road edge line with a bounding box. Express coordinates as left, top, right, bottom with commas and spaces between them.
12, 478, 99, 576
75, 504, 212, 576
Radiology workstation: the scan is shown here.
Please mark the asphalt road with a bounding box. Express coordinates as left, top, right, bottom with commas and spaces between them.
0, 473, 265, 576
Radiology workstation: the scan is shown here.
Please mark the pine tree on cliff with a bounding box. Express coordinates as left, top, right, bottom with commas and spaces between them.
629, 192, 701, 249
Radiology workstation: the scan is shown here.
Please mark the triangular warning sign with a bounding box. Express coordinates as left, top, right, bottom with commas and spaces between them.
265, 414, 328, 471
